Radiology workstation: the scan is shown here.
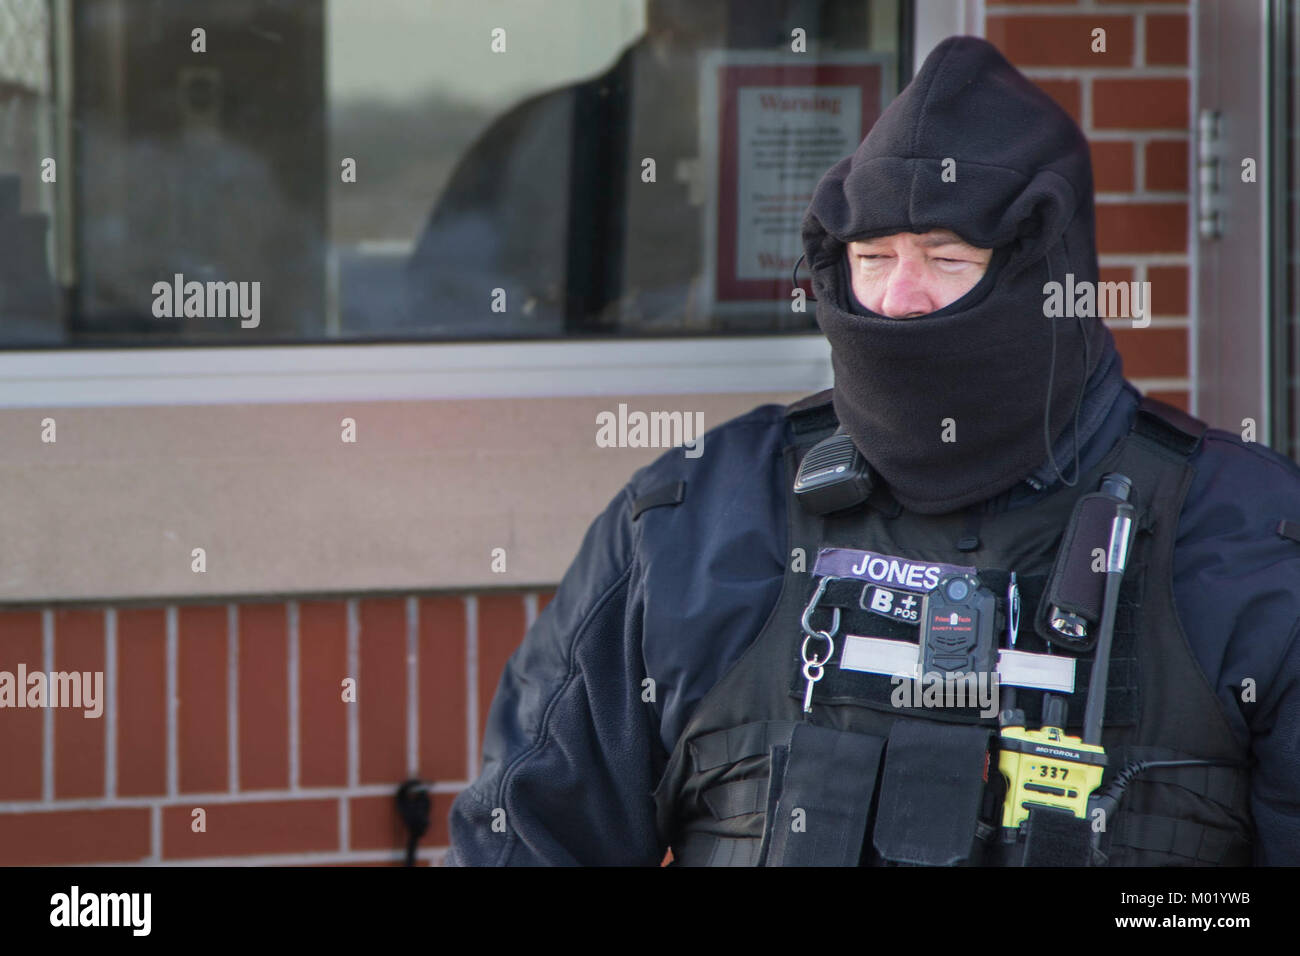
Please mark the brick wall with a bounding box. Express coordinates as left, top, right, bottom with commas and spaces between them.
0, 593, 551, 865
986, 0, 1194, 410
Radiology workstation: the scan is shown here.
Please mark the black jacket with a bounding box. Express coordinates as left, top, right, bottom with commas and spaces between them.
446, 379, 1300, 865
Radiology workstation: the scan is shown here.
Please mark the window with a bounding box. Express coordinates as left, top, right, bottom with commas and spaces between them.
0, 0, 57, 344
2, 0, 907, 348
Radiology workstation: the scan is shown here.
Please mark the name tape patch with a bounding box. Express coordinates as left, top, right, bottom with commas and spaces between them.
813, 547, 976, 593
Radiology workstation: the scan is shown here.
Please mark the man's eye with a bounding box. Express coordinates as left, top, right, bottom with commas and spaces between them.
935, 258, 966, 264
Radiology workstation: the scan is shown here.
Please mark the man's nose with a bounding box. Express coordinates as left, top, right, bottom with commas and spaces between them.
878, 257, 935, 318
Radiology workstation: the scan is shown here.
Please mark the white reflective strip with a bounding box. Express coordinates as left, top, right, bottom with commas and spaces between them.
839, 635, 919, 679
997, 649, 1076, 693
840, 638, 1077, 693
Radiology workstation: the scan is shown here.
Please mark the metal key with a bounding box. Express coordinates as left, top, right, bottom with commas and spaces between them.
802, 656, 825, 713
799, 630, 834, 714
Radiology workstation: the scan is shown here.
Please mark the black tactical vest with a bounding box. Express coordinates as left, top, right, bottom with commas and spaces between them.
652, 391, 1254, 866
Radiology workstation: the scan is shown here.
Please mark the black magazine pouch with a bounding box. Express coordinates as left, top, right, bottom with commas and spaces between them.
758, 722, 886, 866
871, 720, 995, 866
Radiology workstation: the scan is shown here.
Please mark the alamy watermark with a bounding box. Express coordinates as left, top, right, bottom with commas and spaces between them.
1043, 274, 1151, 328
50, 886, 150, 936
0, 664, 103, 718
151, 273, 261, 328
595, 403, 704, 458
891, 671, 1000, 719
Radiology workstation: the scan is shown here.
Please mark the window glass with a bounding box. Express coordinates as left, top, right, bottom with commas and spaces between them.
0, 0, 58, 344
5, 0, 903, 346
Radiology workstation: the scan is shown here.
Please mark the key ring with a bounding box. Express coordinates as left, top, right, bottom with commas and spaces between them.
800, 631, 835, 670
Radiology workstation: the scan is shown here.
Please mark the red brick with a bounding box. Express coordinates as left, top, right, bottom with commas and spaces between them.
162, 798, 337, 859
1099, 266, 1135, 286
359, 598, 407, 785
1096, 202, 1187, 254
536, 591, 556, 615
177, 605, 228, 794
985, 16, 1134, 67
298, 600, 348, 786
0, 808, 150, 865
1113, 326, 1188, 379
1094, 78, 1189, 130
349, 792, 455, 851
1092, 277, 1155, 320
1034, 79, 1082, 126
238, 603, 288, 790
1091, 140, 1134, 192
0, 610, 44, 800
1146, 390, 1190, 412
1146, 13, 1189, 66
477, 595, 526, 740
1145, 139, 1189, 191
53, 609, 105, 799
418, 596, 466, 782
1148, 265, 1189, 315
116, 608, 167, 797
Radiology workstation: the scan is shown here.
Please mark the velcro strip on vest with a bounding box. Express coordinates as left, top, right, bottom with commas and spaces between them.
1112, 812, 1246, 864
702, 778, 768, 820
1022, 805, 1094, 867
762, 723, 886, 867
675, 832, 763, 867
690, 720, 796, 773
986, 567, 1141, 728
872, 721, 992, 866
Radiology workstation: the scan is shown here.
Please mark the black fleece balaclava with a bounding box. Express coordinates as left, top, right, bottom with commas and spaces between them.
801, 36, 1117, 515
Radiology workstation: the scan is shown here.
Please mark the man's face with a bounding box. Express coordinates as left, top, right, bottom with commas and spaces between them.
846, 229, 994, 318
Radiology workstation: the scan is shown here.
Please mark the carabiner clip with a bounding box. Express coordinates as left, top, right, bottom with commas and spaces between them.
800, 575, 841, 639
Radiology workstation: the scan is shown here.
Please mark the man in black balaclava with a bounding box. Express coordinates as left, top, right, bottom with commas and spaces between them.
447, 34, 1300, 869
802, 35, 1118, 515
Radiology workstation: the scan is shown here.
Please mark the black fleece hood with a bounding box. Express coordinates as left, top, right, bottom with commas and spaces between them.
801, 35, 1116, 515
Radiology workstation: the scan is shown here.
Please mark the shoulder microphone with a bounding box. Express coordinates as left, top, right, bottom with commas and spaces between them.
793, 427, 874, 515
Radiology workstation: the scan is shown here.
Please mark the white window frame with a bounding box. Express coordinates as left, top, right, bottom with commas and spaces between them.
913, 0, 983, 66
0, 337, 834, 407
0, 1, 971, 409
